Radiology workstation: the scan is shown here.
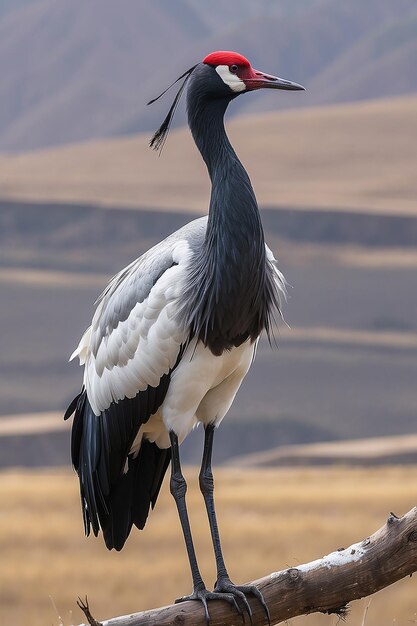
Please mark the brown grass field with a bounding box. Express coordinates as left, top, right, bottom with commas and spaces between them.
0, 95, 416, 216
1, 466, 416, 626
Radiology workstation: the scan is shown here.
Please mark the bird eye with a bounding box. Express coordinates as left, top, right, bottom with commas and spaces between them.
230, 64, 238, 73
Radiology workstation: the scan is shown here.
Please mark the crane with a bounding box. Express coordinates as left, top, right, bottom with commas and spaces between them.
65, 50, 304, 624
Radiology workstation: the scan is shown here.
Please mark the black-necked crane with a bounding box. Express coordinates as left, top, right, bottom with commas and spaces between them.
66, 50, 304, 623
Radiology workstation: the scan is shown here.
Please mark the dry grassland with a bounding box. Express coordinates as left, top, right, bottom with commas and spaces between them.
1, 466, 416, 626
0, 95, 416, 216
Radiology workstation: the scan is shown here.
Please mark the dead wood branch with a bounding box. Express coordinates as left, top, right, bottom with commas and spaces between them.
77, 506, 417, 626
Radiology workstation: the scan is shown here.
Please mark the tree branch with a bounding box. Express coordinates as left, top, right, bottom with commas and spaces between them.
77, 506, 417, 626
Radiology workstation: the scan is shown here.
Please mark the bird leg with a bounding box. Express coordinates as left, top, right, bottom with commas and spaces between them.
170, 431, 243, 625
169, 430, 205, 591
199, 423, 271, 625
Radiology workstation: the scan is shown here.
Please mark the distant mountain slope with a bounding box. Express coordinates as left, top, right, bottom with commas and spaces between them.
0, 0, 210, 150
0, 95, 416, 215
228, 434, 417, 468
0, 0, 416, 151
310, 12, 417, 105
0, 0, 37, 18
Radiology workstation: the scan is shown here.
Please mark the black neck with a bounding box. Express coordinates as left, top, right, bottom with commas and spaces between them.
187, 89, 264, 249
183, 77, 273, 355
188, 94, 235, 174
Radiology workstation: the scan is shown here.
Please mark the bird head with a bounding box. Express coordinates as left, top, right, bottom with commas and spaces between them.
201, 51, 304, 96
148, 50, 304, 151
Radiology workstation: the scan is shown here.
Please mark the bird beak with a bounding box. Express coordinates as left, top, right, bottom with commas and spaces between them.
245, 70, 305, 91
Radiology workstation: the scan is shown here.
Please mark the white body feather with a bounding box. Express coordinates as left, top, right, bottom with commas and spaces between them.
71, 218, 285, 454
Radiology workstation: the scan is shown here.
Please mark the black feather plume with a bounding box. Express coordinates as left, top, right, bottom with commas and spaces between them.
148, 63, 198, 152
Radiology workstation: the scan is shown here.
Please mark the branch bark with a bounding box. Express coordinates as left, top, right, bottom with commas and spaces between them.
78, 506, 417, 626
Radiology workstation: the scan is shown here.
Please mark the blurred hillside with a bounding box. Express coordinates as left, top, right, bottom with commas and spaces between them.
0, 0, 416, 151
0, 2, 416, 467
1, 198, 417, 466
1, 95, 417, 214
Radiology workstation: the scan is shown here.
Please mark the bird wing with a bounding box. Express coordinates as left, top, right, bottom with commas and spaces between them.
265, 243, 287, 304
66, 217, 207, 549
72, 217, 207, 413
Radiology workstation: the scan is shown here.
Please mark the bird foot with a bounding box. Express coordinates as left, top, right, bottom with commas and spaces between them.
213, 576, 271, 626
175, 582, 245, 625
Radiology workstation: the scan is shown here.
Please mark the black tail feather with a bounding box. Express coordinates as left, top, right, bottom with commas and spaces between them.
66, 388, 172, 550
100, 443, 171, 550
65, 348, 184, 550
64, 391, 82, 420
102, 468, 135, 551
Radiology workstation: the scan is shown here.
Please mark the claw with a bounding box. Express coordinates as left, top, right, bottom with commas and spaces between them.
232, 592, 251, 624
175, 586, 245, 625
214, 577, 270, 626
229, 595, 244, 620
175, 579, 269, 625
237, 584, 270, 626
176, 590, 210, 626
200, 596, 210, 626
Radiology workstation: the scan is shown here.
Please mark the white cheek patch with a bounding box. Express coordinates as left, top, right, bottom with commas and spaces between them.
215, 65, 246, 93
